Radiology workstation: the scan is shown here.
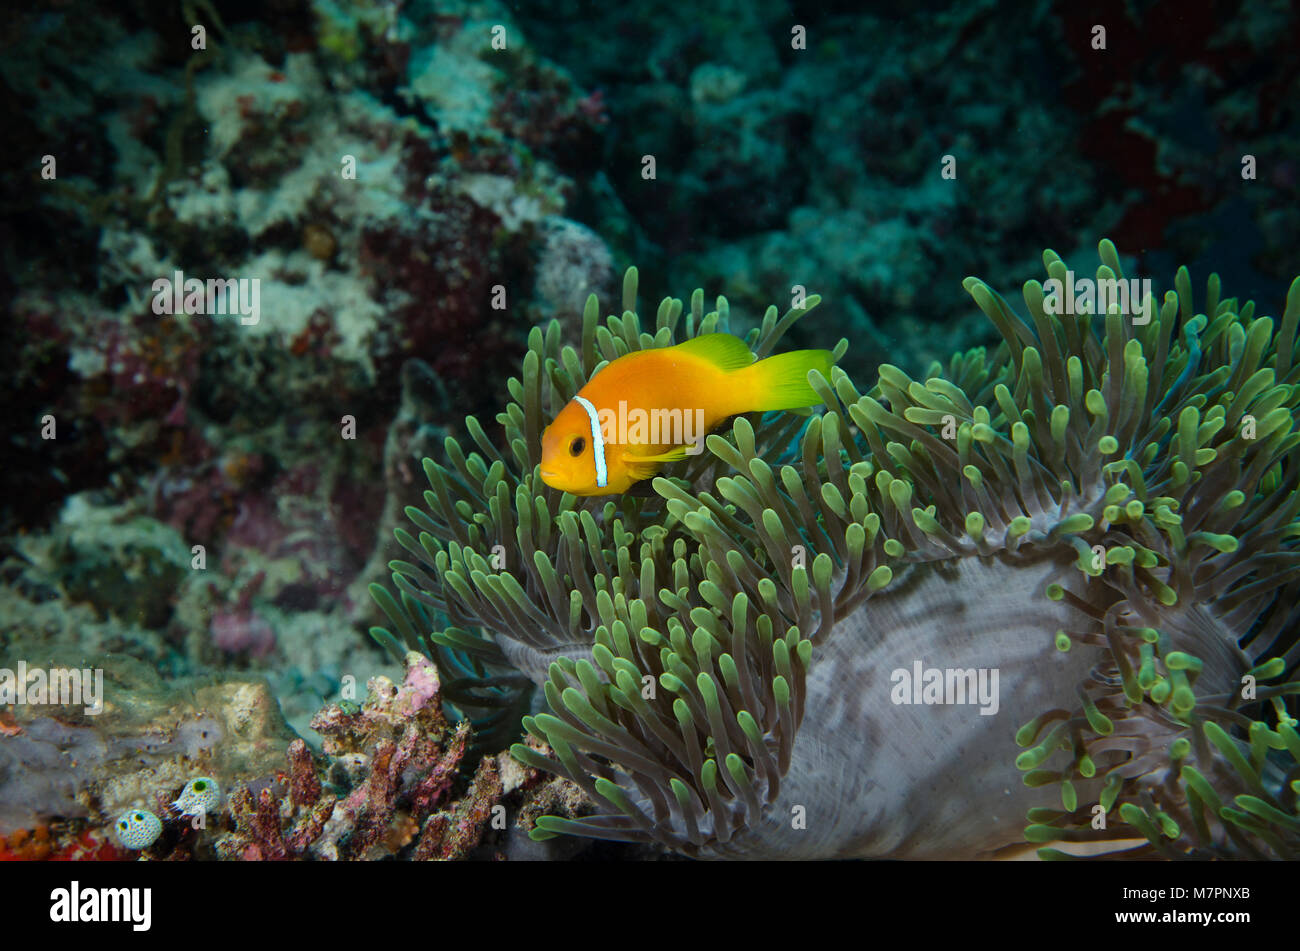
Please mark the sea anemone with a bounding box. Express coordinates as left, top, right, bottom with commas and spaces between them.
370, 240, 1300, 859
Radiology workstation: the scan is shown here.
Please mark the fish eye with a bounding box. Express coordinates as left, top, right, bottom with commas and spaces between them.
569, 436, 585, 456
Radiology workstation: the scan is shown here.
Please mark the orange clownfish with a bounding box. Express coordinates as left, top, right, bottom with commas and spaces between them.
539, 333, 834, 495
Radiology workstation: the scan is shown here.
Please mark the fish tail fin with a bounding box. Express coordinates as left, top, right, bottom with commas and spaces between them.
734, 349, 835, 412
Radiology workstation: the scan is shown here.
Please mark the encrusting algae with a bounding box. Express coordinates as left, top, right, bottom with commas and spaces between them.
370, 239, 1300, 859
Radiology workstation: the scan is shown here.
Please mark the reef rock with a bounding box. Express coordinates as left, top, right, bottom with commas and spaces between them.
0, 651, 295, 836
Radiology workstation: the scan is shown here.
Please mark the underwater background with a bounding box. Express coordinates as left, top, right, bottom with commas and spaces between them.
2, 0, 1298, 861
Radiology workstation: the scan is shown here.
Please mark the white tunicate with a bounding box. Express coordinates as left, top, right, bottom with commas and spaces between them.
173, 776, 222, 816
114, 809, 162, 849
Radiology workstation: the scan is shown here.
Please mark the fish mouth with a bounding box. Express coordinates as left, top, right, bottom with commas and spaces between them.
539, 468, 561, 482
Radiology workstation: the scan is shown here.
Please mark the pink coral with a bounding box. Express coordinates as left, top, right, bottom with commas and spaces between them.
216, 651, 502, 860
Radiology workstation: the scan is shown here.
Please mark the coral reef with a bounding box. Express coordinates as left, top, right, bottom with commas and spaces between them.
515, 1, 1300, 386
0, 649, 577, 861
0, 0, 613, 741
0, 651, 294, 839
0, 826, 124, 862
373, 242, 1300, 859
211, 650, 580, 860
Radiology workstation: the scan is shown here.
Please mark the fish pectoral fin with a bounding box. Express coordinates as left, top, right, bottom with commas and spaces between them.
621, 459, 662, 480
620, 446, 691, 480
624, 446, 691, 465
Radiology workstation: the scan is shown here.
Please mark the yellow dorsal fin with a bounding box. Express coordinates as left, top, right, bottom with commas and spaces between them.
670, 333, 755, 372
